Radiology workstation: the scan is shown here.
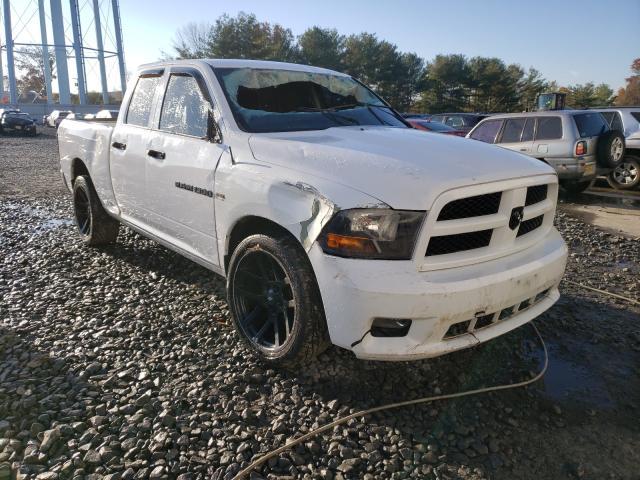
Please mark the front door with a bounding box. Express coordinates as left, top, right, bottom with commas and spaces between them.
144, 68, 224, 266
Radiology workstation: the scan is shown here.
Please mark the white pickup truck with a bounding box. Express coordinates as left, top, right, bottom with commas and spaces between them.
58, 59, 568, 366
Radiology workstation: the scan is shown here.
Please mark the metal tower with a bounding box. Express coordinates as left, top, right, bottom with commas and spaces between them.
0, 0, 126, 106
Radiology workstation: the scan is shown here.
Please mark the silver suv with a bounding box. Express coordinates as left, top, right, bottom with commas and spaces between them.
467, 111, 625, 193
589, 107, 640, 190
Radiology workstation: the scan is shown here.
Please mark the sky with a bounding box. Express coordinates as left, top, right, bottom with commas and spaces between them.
118, 0, 640, 91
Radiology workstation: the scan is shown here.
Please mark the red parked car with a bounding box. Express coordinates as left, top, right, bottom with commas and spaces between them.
408, 119, 466, 137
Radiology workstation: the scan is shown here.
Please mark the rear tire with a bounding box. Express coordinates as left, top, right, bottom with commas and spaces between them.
73, 175, 119, 246
596, 130, 625, 168
227, 234, 330, 367
561, 180, 592, 194
607, 156, 640, 190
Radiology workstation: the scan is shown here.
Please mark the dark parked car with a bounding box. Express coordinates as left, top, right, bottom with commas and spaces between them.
0, 110, 37, 136
403, 113, 432, 120
428, 113, 489, 133
408, 119, 466, 136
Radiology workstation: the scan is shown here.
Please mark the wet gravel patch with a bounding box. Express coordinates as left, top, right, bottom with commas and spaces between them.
1, 134, 639, 479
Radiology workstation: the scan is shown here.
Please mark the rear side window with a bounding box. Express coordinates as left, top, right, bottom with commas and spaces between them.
430, 115, 445, 123
126, 75, 161, 127
470, 120, 502, 143
535, 117, 562, 140
500, 118, 526, 143
632, 112, 640, 122
445, 116, 464, 128
159, 74, 211, 138
600, 112, 623, 131
573, 113, 608, 138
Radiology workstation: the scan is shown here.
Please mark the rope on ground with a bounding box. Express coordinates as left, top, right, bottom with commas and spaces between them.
233, 322, 549, 480
564, 279, 639, 306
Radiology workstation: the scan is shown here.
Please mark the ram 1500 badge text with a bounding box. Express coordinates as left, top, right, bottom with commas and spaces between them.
58, 59, 568, 366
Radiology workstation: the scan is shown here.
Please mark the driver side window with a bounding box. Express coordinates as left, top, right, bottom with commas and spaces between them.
159, 73, 211, 138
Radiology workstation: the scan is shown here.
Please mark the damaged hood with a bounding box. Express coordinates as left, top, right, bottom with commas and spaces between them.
248, 126, 555, 209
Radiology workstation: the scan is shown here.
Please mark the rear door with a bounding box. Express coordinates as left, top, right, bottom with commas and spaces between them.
468, 119, 504, 144
110, 69, 163, 220
144, 66, 225, 266
496, 117, 534, 155
531, 116, 564, 158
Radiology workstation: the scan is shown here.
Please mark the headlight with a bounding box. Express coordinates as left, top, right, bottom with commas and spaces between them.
318, 209, 425, 259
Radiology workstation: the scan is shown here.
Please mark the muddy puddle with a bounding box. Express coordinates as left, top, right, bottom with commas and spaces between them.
526, 337, 634, 410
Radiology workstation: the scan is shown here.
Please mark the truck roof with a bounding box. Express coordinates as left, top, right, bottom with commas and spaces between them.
138, 58, 350, 77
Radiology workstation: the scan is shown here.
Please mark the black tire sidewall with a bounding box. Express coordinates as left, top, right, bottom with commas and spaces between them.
72, 175, 119, 245
597, 130, 626, 169
227, 234, 327, 365
73, 176, 96, 243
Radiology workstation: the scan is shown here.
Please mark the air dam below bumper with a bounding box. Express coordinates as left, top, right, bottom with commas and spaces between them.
309, 228, 567, 361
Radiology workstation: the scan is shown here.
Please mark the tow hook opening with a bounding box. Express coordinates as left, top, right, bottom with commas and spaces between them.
370, 318, 412, 338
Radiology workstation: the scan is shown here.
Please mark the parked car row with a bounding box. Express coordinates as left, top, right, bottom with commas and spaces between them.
403, 107, 640, 191
0, 109, 37, 136
43, 109, 120, 128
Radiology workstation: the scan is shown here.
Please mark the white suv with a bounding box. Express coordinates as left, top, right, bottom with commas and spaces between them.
467, 111, 625, 193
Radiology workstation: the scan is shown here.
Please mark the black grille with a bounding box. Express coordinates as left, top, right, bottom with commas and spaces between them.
437, 192, 502, 221
517, 215, 544, 237
525, 184, 548, 206
426, 229, 493, 256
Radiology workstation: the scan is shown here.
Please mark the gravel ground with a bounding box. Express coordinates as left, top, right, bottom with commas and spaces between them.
1, 133, 639, 480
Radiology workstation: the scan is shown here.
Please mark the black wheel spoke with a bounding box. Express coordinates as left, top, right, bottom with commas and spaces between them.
281, 306, 291, 337
235, 287, 264, 302
251, 316, 272, 343
233, 248, 296, 352
242, 306, 261, 327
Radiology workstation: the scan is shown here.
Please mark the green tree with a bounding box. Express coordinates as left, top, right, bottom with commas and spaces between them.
592, 83, 614, 106
171, 13, 298, 62
418, 54, 471, 113
298, 27, 344, 70
565, 82, 602, 108
517, 68, 548, 111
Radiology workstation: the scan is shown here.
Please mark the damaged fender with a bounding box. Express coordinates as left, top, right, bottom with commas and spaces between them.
214, 145, 388, 268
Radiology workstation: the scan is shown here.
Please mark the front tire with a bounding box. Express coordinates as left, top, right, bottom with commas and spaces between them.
73, 175, 119, 245
227, 234, 330, 367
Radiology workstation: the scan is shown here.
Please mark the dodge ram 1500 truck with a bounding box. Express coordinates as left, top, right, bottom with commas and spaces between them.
58, 59, 568, 366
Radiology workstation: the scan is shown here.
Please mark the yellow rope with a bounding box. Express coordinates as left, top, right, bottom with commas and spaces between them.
564, 279, 639, 306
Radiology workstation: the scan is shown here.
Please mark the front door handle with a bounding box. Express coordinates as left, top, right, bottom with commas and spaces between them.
112, 141, 127, 150
147, 149, 166, 160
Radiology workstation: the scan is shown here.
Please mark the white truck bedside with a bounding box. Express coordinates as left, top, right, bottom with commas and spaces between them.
58, 59, 568, 366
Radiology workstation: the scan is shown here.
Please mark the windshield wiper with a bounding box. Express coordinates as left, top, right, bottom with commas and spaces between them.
290, 107, 361, 126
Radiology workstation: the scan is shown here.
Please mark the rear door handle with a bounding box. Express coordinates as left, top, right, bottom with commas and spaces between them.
112, 141, 127, 150
147, 149, 166, 160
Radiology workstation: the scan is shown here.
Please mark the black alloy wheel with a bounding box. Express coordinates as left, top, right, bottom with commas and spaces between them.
232, 249, 295, 351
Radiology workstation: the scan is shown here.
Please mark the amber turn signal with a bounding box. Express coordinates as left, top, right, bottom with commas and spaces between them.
325, 233, 377, 253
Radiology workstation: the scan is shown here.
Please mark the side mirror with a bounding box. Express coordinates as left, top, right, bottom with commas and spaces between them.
207, 110, 223, 144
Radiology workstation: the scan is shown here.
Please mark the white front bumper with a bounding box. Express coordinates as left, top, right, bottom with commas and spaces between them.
309, 228, 567, 361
